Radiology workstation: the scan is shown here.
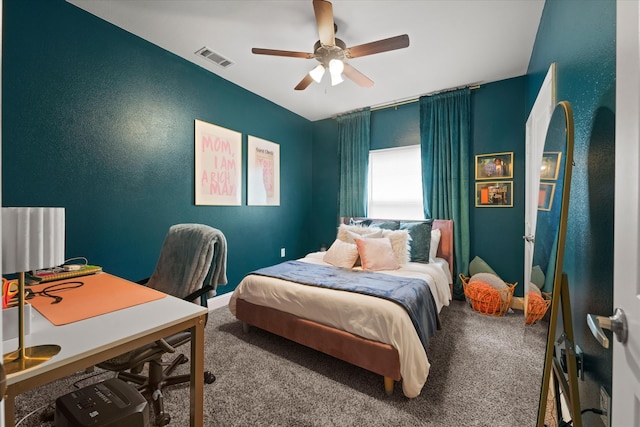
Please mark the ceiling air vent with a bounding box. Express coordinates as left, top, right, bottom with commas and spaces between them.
195, 47, 234, 68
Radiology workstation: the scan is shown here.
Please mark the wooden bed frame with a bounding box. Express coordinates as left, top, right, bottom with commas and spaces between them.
235, 219, 454, 395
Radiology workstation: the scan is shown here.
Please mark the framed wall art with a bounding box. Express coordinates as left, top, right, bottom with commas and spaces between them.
540, 152, 562, 180
194, 119, 242, 206
538, 182, 556, 211
475, 152, 514, 180
247, 135, 280, 206
475, 181, 513, 207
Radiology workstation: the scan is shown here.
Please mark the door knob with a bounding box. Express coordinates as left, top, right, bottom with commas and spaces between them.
587, 307, 628, 349
523, 234, 535, 243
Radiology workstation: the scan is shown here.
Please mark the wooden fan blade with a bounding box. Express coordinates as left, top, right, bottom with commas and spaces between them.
313, 0, 335, 46
346, 34, 410, 58
343, 63, 374, 87
252, 48, 314, 59
294, 74, 314, 91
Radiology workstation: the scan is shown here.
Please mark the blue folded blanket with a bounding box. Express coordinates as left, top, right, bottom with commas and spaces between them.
251, 260, 440, 350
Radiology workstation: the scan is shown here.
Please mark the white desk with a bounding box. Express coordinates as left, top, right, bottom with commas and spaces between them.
3, 288, 207, 426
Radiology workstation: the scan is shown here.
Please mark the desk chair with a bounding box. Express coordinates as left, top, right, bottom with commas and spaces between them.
98, 223, 227, 426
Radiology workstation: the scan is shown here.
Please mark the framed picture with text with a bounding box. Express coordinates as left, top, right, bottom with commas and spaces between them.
194, 119, 242, 206
247, 135, 280, 206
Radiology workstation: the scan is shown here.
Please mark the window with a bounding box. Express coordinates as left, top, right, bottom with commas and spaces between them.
367, 145, 424, 219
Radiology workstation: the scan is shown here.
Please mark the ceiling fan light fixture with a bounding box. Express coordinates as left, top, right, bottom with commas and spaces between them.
329, 59, 344, 86
330, 72, 344, 86
252, 1, 410, 91
309, 64, 325, 83
329, 58, 344, 74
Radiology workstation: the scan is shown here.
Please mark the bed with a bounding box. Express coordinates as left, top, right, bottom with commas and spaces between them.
229, 218, 454, 398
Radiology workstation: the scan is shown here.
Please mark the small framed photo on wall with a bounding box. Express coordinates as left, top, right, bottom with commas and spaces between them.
475, 181, 513, 207
540, 152, 562, 180
475, 152, 514, 180
538, 182, 556, 211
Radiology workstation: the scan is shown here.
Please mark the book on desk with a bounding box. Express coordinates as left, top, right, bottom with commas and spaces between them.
29, 265, 103, 283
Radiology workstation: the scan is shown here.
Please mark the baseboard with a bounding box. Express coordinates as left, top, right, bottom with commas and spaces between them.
511, 296, 524, 311
208, 292, 232, 312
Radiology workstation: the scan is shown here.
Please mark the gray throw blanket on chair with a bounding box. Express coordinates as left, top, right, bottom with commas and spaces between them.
147, 223, 228, 299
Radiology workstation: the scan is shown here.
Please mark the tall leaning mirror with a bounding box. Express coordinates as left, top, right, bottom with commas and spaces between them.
533, 101, 579, 426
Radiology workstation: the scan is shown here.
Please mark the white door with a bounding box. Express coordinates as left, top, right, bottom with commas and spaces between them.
612, 1, 640, 425
1, 0, 5, 420
524, 64, 555, 309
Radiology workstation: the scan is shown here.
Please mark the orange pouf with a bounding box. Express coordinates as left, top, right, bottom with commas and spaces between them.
526, 291, 551, 325
460, 273, 517, 317
466, 281, 502, 315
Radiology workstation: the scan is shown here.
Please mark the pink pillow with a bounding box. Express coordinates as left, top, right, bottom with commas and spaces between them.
354, 237, 400, 271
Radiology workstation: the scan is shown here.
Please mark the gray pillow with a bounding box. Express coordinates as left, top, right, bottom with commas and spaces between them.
469, 256, 498, 276
528, 281, 542, 295
400, 220, 433, 263
530, 265, 545, 288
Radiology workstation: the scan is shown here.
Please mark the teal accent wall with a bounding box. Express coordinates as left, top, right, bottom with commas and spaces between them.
527, 0, 616, 414
2, 0, 314, 294
470, 77, 526, 291
312, 78, 528, 294
311, 118, 339, 251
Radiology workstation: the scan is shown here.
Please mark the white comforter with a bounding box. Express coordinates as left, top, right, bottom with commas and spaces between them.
228, 253, 452, 398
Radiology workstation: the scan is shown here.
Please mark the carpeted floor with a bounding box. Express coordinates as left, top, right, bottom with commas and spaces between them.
14, 300, 548, 426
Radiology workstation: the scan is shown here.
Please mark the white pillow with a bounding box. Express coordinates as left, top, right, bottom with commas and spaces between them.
348, 229, 383, 243
429, 228, 441, 261
354, 237, 400, 271
381, 229, 411, 265
337, 224, 383, 243
323, 239, 359, 268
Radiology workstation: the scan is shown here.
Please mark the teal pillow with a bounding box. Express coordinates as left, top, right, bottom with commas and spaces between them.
369, 220, 400, 230
349, 218, 372, 227
530, 265, 545, 288
400, 220, 433, 263
469, 256, 498, 276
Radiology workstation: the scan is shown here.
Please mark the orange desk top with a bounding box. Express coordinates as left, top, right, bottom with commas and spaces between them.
27, 273, 166, 326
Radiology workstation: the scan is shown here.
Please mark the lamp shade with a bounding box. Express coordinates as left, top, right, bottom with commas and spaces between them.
329, 59, 344, 75
2, 208, 65, 274
329, 59, 344, 86
309, 64, 325, 83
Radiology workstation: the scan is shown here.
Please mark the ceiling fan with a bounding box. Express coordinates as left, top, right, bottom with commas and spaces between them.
251, 0, 410, 90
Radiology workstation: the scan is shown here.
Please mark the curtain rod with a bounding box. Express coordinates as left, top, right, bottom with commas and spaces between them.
370, 84, 480, 112
332, 84, 480, 119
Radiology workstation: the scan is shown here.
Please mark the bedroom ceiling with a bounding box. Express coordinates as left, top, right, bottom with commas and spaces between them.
66, 0, 545, 121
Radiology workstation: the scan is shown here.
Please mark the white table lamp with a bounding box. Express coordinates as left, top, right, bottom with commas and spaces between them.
2, 207, 65, 374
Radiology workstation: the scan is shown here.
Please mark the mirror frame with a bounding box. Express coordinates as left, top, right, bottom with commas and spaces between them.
536, 101, 579, 426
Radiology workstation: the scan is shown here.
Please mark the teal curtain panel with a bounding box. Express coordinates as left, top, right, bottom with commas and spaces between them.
420, 89, 471, 299
337, 108, 371, 217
